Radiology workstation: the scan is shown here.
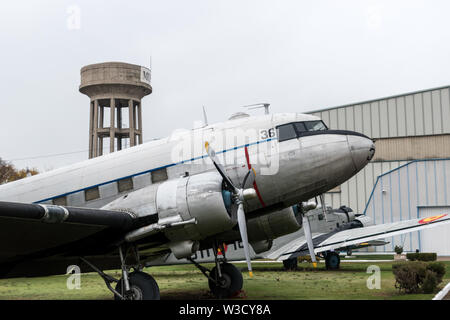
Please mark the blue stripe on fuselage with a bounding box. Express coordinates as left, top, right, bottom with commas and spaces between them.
34, 138, 275, 204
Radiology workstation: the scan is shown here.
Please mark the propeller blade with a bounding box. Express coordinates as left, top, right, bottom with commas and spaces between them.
237, 203, 253, 277
242, 167, 256, 189
205, 142, 238, 192
302, 214, 317, 268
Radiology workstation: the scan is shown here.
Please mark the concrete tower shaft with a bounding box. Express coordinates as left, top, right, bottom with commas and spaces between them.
79, 62, 152, 158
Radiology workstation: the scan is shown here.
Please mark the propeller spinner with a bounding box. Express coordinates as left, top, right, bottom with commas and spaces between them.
205, 142, 257, 277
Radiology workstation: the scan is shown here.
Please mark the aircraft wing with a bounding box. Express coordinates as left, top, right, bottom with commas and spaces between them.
0, 201, 152, 277
276, 214, 450, 261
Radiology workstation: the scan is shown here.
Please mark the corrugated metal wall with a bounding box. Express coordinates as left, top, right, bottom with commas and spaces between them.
309, 86, 450, 138
364, 159, 450, 253
307, 85, 450, 215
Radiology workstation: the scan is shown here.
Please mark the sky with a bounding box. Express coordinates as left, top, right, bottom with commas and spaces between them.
1, 0, 450, 171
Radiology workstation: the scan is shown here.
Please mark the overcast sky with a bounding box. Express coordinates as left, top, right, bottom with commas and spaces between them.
1, 0, 450, 171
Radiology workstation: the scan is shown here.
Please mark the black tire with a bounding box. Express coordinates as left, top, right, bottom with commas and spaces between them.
283, 258, 298, 270
208, 263, 243, 299
114, 271, 160, 300
325, 252, 340, 270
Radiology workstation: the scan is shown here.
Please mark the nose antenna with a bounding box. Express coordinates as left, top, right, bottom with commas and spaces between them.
241, 103, 271, 115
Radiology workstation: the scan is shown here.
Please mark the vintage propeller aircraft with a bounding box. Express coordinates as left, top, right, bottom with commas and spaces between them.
0, 111, 449, 300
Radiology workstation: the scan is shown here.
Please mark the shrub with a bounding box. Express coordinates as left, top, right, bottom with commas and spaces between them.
406, 252, 437, 261
394, 245, 403, 255
392, 261, 446, 294
422, 270, 438, 294
427, 262, 446, 283
393, 261, 426, 293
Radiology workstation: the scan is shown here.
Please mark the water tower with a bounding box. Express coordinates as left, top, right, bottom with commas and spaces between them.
79, 62, 152, 158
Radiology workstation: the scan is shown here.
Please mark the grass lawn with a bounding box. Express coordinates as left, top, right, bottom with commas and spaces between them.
0, 261, 448, 300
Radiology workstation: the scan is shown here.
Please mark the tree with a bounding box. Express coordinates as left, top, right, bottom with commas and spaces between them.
0, 158, 39, 184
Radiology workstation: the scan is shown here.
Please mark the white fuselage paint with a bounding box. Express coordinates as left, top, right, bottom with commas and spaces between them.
0, 113, 374, 219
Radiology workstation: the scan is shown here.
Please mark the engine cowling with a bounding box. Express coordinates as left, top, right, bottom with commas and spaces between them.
247, 206, 303, 242
156, 171, 235, 242
353, 215, 374, 228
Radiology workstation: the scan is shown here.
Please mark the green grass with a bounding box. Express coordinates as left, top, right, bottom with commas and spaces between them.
0, 261, 448, 300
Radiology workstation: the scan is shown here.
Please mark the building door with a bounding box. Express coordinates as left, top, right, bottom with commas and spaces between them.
418, 206, 450, 256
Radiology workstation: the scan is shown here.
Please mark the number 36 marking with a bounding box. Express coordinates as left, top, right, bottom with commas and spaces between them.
260, 128, 276, 139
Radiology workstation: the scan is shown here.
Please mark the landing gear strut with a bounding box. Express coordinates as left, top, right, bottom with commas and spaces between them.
81, 245, 160, 300
189, 243, 243, 299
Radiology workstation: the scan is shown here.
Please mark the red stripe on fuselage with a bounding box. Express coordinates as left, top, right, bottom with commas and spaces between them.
244, 146, 266, 207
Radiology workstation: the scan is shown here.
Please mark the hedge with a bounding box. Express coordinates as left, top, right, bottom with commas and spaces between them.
405, 252, 437, 261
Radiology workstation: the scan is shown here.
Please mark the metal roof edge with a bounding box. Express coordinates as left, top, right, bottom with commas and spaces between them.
306, 85, 450, 114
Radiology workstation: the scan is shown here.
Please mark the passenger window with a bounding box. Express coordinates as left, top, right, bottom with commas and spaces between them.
52, 196, 67, 206
277, 124, 297, 142
85, 186, 100, 201
118, 177, 133, 193
151, 167, 168, 183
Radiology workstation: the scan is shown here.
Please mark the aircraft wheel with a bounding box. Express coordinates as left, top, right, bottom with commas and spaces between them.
325, 252, 340, 270
208, 263, 243, 299
283, 258, 298, 270
115, 271, 160, 300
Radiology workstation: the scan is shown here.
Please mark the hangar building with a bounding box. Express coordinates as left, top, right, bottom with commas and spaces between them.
307, 85, 450, 255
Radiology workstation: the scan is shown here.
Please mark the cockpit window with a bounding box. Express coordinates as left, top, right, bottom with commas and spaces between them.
278, 124, 297, 142
277, 120, 328, 142
294, 122, 307, 133
304, 120, 327, 131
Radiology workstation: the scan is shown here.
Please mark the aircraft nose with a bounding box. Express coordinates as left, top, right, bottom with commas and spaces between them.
348, 134, 375, 171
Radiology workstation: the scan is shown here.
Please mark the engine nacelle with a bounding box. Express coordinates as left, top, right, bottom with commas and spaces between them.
329, 205, 356, 223
250, 240, 273, 254
353, 215, 374, 228
247, 206, 302, 242
156, 172, 235, 242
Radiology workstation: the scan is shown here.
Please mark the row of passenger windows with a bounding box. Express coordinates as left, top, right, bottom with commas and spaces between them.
277, 120, 328, 142
51, 167, 168, 205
